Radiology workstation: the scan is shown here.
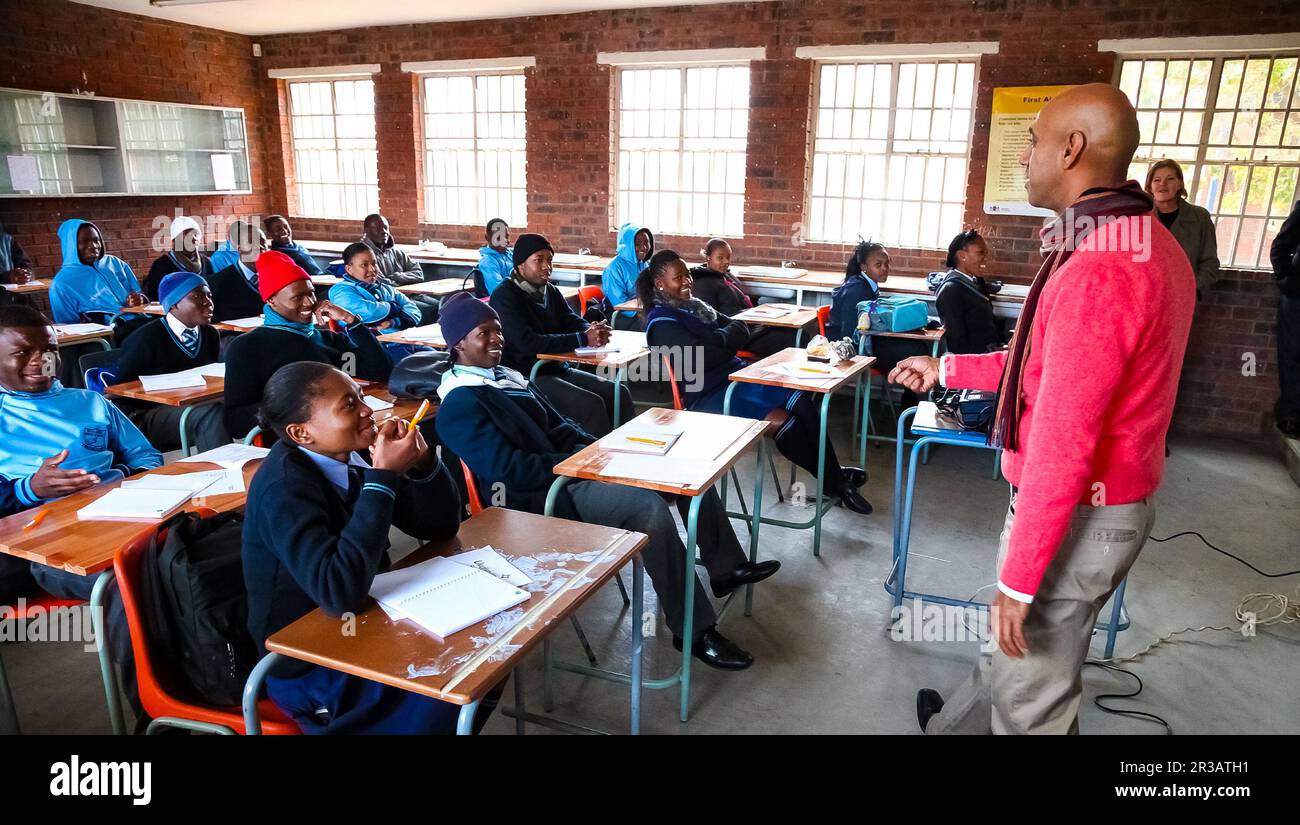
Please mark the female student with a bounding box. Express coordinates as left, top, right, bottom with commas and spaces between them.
436, 292, 777, 670
825, 241, 928, 374
48, 218, 149, 324
934, 230, 1009, 355
243, 361, 486, 734
144, 216, 214, 301
477, 218, 513, 296
639, 251, 872, 515
208, 221, 269, 323
110, 272, 230, 452
689, 239, 793, 358
1146, 159, 1219, 298
601, 222, 653, 330
265, 214, 326, 277
222, 250, 391, 439
490, 233, 629, 437
328, 242, 423, 362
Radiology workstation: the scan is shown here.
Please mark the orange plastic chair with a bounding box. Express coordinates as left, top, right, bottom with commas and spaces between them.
114, 522, 299, 735
461, 458, 487, 515
577, 284, 605, 310
660, 353, 685, 411
816, 304, 831, 337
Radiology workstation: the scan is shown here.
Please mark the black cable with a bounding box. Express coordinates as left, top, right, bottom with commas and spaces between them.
1149, 531, 1300, 578
1083, 661, 1172, 734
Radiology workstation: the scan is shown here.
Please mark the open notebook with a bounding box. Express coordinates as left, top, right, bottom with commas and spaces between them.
369, 555, 529, 640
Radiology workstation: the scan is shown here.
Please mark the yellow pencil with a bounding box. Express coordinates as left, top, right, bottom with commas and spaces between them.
626, 436, 667, 446
409, 398, 432, 427
799, 366, 831, 374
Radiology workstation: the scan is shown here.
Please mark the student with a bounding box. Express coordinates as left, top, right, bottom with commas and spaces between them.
48, 218, 149, 325
477, 218, 513, 296
243, 361, 484, 734
601, 222, 653, 330
490, 233, 630, 437
0, 303, 161, 711
826, 241, 928, 374
222, 251, 392, 439
361, 213, 437, 323
640, 251, 872, 514
266, 215, 326, 277
110, 272, 230, 453
208, 221, 269, 323
435, 292, 776, 670
689, 238, 793, 358
328, 242, 422, 362
144, 216, 214, 301
934, 230, 1009, 355
0, 221, 35, 286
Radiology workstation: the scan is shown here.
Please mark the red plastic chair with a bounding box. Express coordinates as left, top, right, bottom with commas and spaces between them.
577, 285, 605, 309
660, 354, 685, 411
461, 458, 487, 515
113, 522, 299, 735
816, 304, 831, 337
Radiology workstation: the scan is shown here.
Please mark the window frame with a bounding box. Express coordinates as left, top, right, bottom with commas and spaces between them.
284, 74, 380, 221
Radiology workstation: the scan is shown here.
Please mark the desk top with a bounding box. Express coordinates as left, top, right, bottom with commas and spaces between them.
266, 507, 646, 706
377, 324, 446, 349
729, 347, 875, 395
2, 280, 50, 295
864, 325, 946, 342
730, 303, 819, 329
105, 375, 224, 407
119, 304, 262, 334
535, 330, 650, 369
552, 407, 769, 496
53, 324, 114, 346
612, 298, 642, 314
397, 278, 471, 298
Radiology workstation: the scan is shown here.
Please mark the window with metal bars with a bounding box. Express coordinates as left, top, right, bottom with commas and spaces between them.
613, 65, 749, 236
1118, 53, 1300, 270
805, 59, 977, 250
286, 78, 379, 220
421, 72, 527, 227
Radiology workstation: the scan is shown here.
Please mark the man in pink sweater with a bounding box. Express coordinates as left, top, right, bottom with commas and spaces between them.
891, 84, 1195, 734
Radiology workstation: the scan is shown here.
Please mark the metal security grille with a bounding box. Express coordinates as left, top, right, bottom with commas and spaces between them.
422, 72, 527, 226
1119, 54, 1300, 270
287, 79, 379, 220
614, 65, 749, 236
806, 59, 977, 250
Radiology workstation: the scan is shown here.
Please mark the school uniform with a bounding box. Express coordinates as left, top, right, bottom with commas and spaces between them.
476, 246, 513, 296
328, 276, 423, 362
490, 275, 632, 437
600, 223, 652, 330
49, 218, 146, 326
143, 252, 214, 301
359, 234, 437, 324
109, 315, 230, 453
221, 307, 393, 438
0, 222, 33, 276
0, 479, 36, 599
935, 269, 1006, 355
689, 264, 794, 357
269, 240, 326, 278
826, 272, 927, 372
243, 441, 487, 734
435, 364, 746, 642
207, 261, 265, 324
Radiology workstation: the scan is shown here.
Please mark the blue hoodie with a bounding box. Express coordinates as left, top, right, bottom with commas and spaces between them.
48, 219, 143, 324
601, 223, 654, 318
0, 380, 162, 508
477, 245, 514, 295
209, 236, 242, 274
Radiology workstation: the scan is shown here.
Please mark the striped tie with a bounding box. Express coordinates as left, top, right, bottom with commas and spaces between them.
181, 328, 199, 354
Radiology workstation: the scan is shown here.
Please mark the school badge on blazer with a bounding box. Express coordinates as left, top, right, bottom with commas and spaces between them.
81, 424, 109, 451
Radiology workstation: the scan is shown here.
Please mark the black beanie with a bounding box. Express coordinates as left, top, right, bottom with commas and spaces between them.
512, 233, 554, 269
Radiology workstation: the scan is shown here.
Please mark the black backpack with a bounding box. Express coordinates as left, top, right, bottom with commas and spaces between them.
140, 511, 257, 707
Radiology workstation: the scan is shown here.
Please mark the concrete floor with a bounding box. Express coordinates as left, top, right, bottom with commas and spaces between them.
6, 407, 1299, 735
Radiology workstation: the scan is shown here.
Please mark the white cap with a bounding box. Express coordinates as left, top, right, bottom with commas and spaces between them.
169, 215, 202, 241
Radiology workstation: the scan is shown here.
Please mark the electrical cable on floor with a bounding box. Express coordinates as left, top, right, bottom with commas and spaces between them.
1081, 661, 1172, 734
1148, 531, 1300, 578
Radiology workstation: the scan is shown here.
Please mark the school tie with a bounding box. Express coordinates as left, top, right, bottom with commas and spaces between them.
180, 328, 199, 355
345, 465, 365, 508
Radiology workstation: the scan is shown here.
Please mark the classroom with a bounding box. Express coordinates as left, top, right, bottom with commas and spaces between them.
0, 0, 1297, 747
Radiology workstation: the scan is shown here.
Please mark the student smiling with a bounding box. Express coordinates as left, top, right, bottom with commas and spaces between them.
48, 218, 149, 325
328, 242, 423, 361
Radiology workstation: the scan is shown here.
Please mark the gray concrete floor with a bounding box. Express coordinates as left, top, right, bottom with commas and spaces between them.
6, 407, 1299, 735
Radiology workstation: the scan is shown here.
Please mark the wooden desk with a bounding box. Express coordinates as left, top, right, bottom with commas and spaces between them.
105, 375, 225, 455
119, 303, 262, 334
377, 324, 446, 349
731, 303, 820, 345
248, 507, 649, 734
398, 278, 471, 298
612, 298, 641, 314
530, 330, 650, 427
546, 407, 770, 723
53, 324, 114, 349
2, 280, 50, 296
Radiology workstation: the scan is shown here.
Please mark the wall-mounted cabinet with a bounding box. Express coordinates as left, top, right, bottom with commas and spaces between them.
0, 88, 251, 198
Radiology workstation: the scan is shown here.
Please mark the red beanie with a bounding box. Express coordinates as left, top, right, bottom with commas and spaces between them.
255, 250, 309, 302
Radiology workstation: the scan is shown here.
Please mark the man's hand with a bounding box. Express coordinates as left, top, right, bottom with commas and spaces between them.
888, 356, 941, 394
29, 450, 100, 500
585, 321, 612, 348
315, 300, 357, 326
992, 591, 1031, 658
126, 292, 150, 307
2, 267, 33, 285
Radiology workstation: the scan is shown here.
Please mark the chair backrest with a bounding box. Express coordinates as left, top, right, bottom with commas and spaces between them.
817, 304, 831, 337
463, 267, 487, 298
577, 284, 605, 308
113, 521, 298, 734
78, 348, 119, 395
242, 426, 265, 447
660, 353, 684, 411
460, 458, 486, 514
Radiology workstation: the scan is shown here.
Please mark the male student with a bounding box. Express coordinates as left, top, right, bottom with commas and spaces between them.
266, 214, 326, 278
48, 218, 149, 324
208, 220, 269, 324
222, 250, 392, 439
477, 218, 513, 296
328, 241, 422, 361
110, 272, 230, 453
144, 216, 213, 301
601, 222, 653, 330
0, 221, 35, 287
360, 213, 437, 324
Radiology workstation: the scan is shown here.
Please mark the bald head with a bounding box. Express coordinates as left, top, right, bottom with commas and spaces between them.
1020, 83, 1141, 213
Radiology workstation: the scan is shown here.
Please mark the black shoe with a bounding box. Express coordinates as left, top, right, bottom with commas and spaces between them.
841, 466, 867, 488
917, 688, 944, 732
672, 627, 754, 671
1279, 417, 1300, 438
839, 487, 873, 514
710, 560, 781, 597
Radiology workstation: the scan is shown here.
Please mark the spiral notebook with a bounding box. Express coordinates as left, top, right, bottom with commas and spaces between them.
369, 556, 529, 640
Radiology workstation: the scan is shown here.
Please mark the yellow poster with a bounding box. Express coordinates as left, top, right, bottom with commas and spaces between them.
983, 85, 1072, 217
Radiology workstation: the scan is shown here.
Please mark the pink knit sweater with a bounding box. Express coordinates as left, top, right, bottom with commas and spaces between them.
942, 216, 1195, 599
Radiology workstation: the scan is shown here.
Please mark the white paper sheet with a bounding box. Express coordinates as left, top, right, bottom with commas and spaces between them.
139, 371, 208, 392
222, 316, 263, 329
574, 345, 620, 355
211, 153, 236, 190
54, 323, 112, 336
76, 487, 193, 521
194, 362, 226, 378
450, 546, 533, 588
403, 324, 444, 341
363, 395, 394, 411
6, 155, 40, 192
179, 443, 269, 469
598, 453, 714, 486
369, 556, 529, 639
1, 280, 42, 291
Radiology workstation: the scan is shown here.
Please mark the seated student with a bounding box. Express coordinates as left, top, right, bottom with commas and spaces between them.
477, 218, 513, 296
110, 272, 230, 453
223, 251, 392, 439
0, 303, 161, 712
640, 251, 872, 515
490, 233, 630, 437
360, 212, 438, 324
0, 221, 35, 287
208, 221, 269, 323
243, 361, 486, 734
825, 241, 928, 376
265, 214, 326, 278
601, 222, 653, 330
144, 216, 214, 301
328, 242, 422, 362
435, 293, 776, 669
934, 229, 1008, 355
689, 238, 794, 358
48, 218, 149, 325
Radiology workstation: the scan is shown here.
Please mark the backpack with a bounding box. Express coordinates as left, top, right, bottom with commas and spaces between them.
855, 295, 929, 334
140, 511, 257, 707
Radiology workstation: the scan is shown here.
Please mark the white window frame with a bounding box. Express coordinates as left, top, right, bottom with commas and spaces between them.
282, 71, 380, 220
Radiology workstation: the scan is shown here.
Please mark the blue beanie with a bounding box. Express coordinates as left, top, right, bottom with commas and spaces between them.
440, 291, 499, 350
158, 271, 207, 313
